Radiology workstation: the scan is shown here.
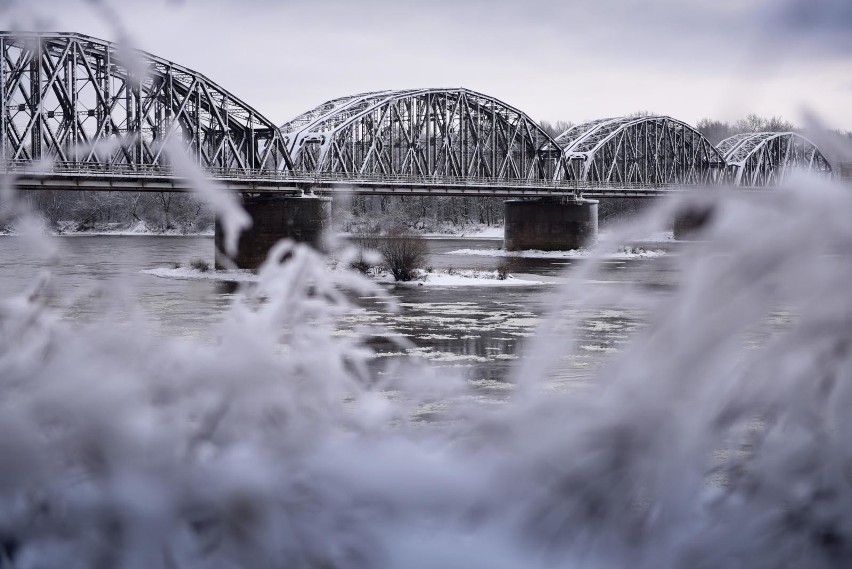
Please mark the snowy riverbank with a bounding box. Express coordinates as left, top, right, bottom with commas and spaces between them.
2, 222, 673, 245
0, 220, 213, 237
375, 268, 544, 287
54, 220, 213, 236
335, 224, 504, 240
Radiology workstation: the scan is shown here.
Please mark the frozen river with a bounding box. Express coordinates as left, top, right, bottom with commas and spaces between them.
0, 234, 677, 396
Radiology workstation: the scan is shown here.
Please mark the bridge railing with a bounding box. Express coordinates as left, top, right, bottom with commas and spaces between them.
1, 159, 572, 186
1, 159, 704, 193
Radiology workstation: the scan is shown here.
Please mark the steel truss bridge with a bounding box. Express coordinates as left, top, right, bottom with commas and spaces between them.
717, 132, 832, 187
0, 32, 836, 199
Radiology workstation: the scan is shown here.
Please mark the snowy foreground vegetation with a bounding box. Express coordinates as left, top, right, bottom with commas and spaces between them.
2, 173, 852, 568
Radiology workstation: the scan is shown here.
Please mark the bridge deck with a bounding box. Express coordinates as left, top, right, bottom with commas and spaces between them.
1, 163, 717, 198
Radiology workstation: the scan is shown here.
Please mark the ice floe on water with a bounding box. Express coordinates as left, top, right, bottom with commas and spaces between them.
599, 229, 674, 243
336, 302, 543, 346
374, 346, 491, 363
579, 344, 618, 353
142, 266, 257, 282
584, 320, 623, 332
445, 247, 667, 259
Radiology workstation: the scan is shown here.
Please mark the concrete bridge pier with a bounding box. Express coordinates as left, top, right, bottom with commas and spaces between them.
504, 197, 598, 251
215, 194, 331, 270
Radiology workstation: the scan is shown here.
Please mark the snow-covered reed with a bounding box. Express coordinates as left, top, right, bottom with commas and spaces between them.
2, 170, 852, 567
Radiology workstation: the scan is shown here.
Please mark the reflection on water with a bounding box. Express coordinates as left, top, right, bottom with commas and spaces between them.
0, 234, 676, 392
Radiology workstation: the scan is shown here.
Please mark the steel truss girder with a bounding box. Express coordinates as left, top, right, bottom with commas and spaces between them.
280, 88, 564, 182
555, 116, 728, 185
718, 131, 833, 187
0, 32, 292, 173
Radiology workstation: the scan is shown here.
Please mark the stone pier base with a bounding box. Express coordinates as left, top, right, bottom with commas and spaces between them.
215, 195, 331, 269
504, 197, 598, 251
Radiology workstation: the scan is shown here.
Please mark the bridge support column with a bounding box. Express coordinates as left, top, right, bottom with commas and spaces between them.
504, 197, 598, 251
215, 195, 331, 270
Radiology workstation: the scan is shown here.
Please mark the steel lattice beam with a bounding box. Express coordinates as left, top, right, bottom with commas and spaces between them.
0, 32, 292, 173
718, 132, 833, 186
554, 116, 727, 185
280, 88, 564, 182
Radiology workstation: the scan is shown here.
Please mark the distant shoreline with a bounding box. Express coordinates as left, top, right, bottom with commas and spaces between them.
0, 230, 214, 238
0, 224, 507, 239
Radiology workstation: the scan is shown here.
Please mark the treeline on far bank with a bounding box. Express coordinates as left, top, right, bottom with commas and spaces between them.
3, 190, 505, 235
5, 190, 213, 234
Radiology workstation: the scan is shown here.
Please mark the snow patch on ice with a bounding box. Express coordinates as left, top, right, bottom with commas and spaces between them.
337, 267, 545, 287
468, 379, 515, 390
377, 269, 544, 287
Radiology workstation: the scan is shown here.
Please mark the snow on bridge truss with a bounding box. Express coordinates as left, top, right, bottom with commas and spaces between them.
0, 32, 291, 173
554, 116, 726, 185
280, 88, 562, 182
717, 132, 832, 187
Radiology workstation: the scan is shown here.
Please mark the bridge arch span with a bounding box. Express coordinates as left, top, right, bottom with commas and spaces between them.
0, 32, 292, 172
718, 131, 832, 186
280, 88, 563, 181
555, 116, 726, 185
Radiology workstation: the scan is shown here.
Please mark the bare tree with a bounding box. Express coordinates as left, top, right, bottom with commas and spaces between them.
734, 113, 794, 133
377, 226, 429, 282
350, 231, 380, 273
626, 110, 657, 118
697, 115, 797, 146
696, 118, 736, 145
539, 120, 574, 139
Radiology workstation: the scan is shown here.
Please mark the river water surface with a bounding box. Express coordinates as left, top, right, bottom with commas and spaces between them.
0, 234, 678, 398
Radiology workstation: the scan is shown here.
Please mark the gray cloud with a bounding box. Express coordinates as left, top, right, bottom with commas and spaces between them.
2, 0, 851, 130
766, 0, 852, 35
753, 0, 852, 57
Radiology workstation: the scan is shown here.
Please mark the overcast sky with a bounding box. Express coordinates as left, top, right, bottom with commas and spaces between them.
4, 0, 852, 130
